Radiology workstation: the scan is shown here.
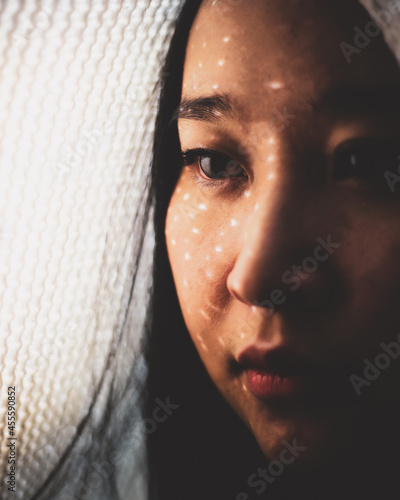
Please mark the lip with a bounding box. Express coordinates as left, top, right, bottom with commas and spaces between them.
245, 369, 316, 399
237, 343, 350, 401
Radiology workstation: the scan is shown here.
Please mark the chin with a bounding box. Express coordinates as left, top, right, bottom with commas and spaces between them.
247, 404, 359, 473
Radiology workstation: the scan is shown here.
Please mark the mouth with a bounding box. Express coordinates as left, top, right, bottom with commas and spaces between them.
245, 369, 317, 400
237, 343, 353, 402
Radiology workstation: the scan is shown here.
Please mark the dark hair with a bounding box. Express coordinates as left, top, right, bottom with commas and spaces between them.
146, 2, 269, 500
30, 2, 400, 498
32, 3, 257, 499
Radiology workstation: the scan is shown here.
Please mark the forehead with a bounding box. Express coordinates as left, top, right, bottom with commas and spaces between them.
182, 0, 400, 122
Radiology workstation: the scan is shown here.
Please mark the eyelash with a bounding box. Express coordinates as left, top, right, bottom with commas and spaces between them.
180, 139, 400, 195
180, 147, 248, 190
331, 138, 400, 182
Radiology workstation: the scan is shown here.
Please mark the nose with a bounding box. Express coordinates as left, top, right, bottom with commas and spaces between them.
227, 172, 336, 311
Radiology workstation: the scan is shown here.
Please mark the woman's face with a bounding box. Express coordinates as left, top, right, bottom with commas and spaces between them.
166, 0, 400, 468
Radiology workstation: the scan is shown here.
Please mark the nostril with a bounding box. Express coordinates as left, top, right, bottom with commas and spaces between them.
228, 279, 248, 304
227, 221, 340, 312
227, 274, 257, 306
228, 276, 284, 310
228, 263, 335, 313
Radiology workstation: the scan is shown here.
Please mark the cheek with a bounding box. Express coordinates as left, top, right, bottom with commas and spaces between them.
339, 211, 400, 341
165, 187, 239, 359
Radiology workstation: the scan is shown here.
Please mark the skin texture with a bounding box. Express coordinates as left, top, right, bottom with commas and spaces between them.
166, 0, 400, 477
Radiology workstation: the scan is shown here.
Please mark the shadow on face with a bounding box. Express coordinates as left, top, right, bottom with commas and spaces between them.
165, 0, 400, 474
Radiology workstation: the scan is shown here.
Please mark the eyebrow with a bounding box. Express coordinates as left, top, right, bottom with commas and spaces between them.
173, 93, 236, 123
172, 85, 400, 127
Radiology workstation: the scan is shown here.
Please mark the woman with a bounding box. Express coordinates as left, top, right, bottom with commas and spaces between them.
148, 0, 400, 499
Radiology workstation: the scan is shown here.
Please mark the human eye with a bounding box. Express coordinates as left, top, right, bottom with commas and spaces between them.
332, 137, 400, 183
181, 147, 247, 185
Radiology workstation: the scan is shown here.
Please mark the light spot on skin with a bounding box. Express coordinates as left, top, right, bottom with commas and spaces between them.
244, 191, 251, 198
183, 280, 188, 287
268, 81, 284, 90
172, 239, 176, 245
213, 84, 219, 90
218, 337, 225, 346
200, 342, 209, 351
189, 213, 195, 219
268, 173, 275, 180
215, 246, 223, 253
198, 62, 203, 68
193, 84, 197, 90
240, 333, 246, 339
207, 300, 220, 312
242, 382, 249, 392
231, 219, 238, 227
268, 155, 275, 162
254, 203, 259, 211
177, 187, 181, 193
199, 203, 207, 210
268, 137, 275, 145
206, 271, 213, 279
223, 36, 230, 42
168, 207, 171, 213
174, 215, 178, 221
200, 309, 211, 321
220, 231, 224, 236
202, 42, 207, 47
218, 59, 225, 66
185, 252, 191, 260
183, 193, 190, 200
192, 227, 200, 234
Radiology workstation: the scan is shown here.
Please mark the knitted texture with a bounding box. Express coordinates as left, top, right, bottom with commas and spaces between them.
0, 1, 182, 498
359, 0, 400, 61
